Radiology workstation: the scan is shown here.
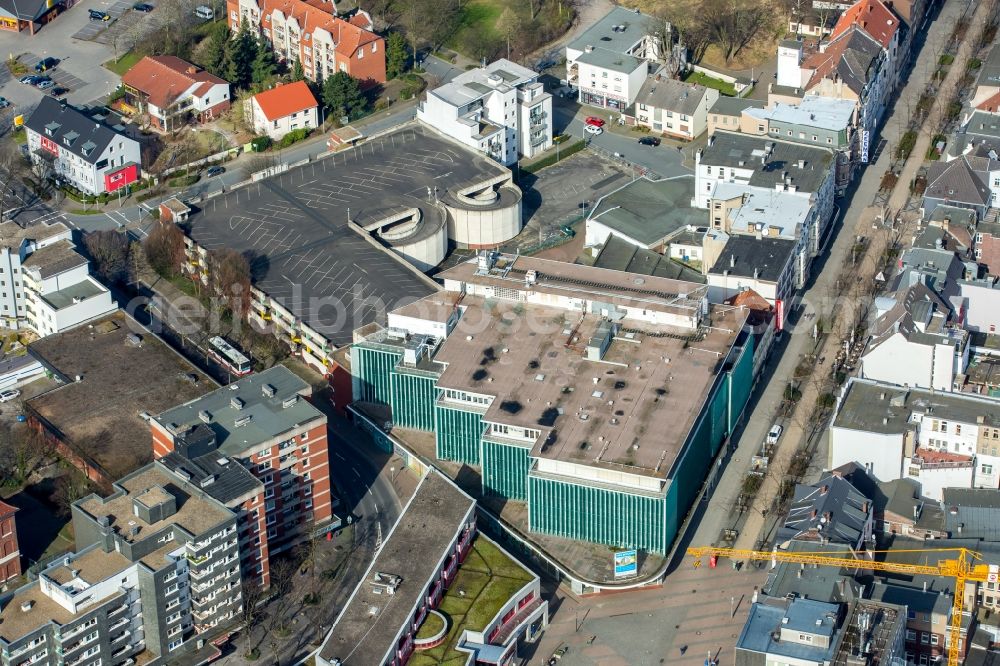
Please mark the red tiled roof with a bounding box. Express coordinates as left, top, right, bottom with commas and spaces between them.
253, 81, 318, 121
0, 499, 17, 517
260, 0, 379, 58
977, 90, 1000, 113
913, 447, 972, 464
829, 0, 900, 48
122, 56, 228, 110
726, 289, 772, 312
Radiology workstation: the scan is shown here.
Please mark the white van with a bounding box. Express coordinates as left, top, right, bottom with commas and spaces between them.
194, 5, 214, 19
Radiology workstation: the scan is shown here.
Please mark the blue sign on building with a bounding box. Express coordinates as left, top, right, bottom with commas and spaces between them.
613, 549, 637, 578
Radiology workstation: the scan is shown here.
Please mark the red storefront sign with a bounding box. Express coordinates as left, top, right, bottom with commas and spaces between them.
40, 136, 59, 156
103, 163, 139, 192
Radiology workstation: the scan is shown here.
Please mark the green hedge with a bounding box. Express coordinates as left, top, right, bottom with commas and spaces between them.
167, 174, 200, 188
251, 136, 272, 152
278, 128, 310, 148
520, 140, 586, 174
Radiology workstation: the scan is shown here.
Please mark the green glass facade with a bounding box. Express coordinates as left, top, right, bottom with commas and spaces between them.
391, 370, 437, 431
434, 403, 485, 464
352, 345, 399, 406
527, 476, 666, 552
353, 332, 756, 556
481, 439, 531, 500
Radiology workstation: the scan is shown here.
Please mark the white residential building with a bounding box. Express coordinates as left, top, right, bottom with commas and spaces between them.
248, 80, 319, 141
633, 74, 719, 140
565, 6, 660, 110
0, 221, 115, 336
418, 59, 552, 165
828, 378, 1000, 497
860, 283, 970, 391
24, 97, 143, 196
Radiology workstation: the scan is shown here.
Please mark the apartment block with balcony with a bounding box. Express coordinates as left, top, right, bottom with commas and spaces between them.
0, 462, 241, 666
417, 59, 552, 166
0, 221, 115, 336
228, 0, 384, 86
151, 366, 333, 589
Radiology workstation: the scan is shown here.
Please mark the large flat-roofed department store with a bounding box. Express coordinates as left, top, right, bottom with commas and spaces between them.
351, 252, 756, 555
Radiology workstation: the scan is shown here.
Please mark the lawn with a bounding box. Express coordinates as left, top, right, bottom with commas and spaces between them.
103, 51, 143, 76
409, 536, 534, 665
682, 71, 738, 97
446, 0, 503, 51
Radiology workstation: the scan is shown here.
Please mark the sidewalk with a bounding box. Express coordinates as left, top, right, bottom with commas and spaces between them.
732, 0, 988, 552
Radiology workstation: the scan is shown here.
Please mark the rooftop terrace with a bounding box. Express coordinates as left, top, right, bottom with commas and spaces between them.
27, 312, 214, 479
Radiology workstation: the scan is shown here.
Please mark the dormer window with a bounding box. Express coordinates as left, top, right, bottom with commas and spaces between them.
62, 130, 79, 147
44, 122, 60, 137
81, 140, 97, 158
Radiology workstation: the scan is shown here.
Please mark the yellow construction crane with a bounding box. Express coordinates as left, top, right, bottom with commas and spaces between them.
687, 546, 999, 666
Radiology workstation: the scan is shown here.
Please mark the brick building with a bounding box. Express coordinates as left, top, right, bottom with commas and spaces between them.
0, 500, 20, 584
151, 366, 332, 588
228, 0, 385, 86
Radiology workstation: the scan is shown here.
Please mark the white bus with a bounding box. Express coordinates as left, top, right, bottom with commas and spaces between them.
208, 336, 252, 376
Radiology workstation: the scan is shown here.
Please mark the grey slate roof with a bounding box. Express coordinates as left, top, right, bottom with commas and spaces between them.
709, 96, 765, 117
587, 176, 704, 247
159, 443, 263, 506
764, 542, 863, 603
635, 76, 712, 115
941, 488, 1000, 541
777, 475, 870, 546
592, 235, 706, 283
978, 42, 1000, 89
701, 131, 834, 193
24, 96, 134, 166
832, 377, 1000, 434
708, 234, 797, 283
924, 156, 992, 207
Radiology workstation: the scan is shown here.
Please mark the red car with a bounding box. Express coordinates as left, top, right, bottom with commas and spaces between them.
585, 116, 605, 127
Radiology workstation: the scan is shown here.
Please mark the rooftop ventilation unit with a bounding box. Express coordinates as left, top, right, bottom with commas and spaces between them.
282, 395, 299, 409
199, 410, 213, 423
231, 397, 245, 410
262, 384, 277, 398
234, 415, 253, 428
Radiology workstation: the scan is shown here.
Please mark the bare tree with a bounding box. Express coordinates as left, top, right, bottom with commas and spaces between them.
265, 557, 298, 633
143, 221, 186, 277
84, 230, 131, 286
0, 143, 29, 222
51, 472, 95, 518
240, 581, 266, 659
702, 0, 775, 64
207, 248, 252, 317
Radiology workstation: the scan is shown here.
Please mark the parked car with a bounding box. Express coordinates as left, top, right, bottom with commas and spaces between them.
89, 8, 111, 20
584, 116, 605, 127
0, 389, 21, 403
132, 2, 154, 10
194, 4, 214, 18
205, 165, 225, 177
35, 57, 57, 72
49, 87, 68, 97
766, 423, 783, 444
584, 124, 603, 135
638, 136, 661, 146
19, 75, 40, 85
36, 79, 54, 90
0, 97, 11, 109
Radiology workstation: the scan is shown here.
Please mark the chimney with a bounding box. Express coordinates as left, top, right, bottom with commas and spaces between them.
186, 66, 198, 74
821, 484, 829, 494
862, 500, 869, 513
811, 509, 819, 518
730, 254, 735, 268
923, 581, 928, 592
797, 159, 805, 168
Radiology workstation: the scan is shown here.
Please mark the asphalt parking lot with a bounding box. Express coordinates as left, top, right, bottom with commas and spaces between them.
72, 0, 134, 40
187, 126, 512, 345
0, 1, 125, 112
505, 151, 630, 253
